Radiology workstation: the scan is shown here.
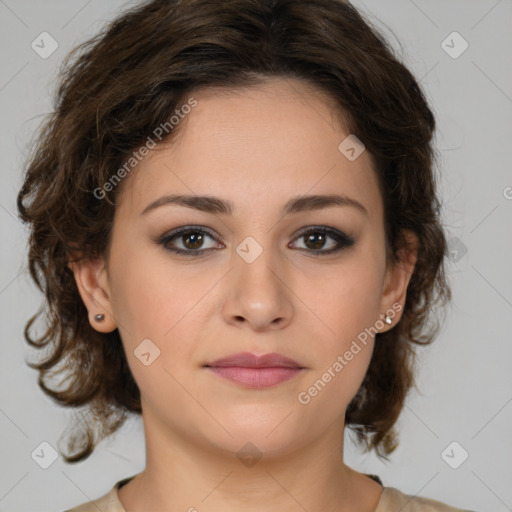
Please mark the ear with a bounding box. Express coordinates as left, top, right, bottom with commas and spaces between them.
67, 255, 117, 333
377, 229, 418, 332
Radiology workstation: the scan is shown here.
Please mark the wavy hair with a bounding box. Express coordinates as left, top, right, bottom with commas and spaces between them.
17, 0, 451, 462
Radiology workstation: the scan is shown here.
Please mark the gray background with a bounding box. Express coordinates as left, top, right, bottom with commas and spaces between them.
1, 1, 511, 511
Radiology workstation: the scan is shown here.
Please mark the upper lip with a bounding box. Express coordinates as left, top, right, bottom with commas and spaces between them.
204, 352, 303, 369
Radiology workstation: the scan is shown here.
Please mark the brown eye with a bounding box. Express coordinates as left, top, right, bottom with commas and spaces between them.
158, 225, 354, 257
158, 226, 222, 256
290, 227, 355, 255
181, 232, 205, 250
304, 232, 328, 251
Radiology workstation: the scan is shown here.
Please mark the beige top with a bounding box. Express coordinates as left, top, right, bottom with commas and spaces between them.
64, 474, 473, 512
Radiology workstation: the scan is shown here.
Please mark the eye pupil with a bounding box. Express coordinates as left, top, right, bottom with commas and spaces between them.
305, 233, 325, 250
184, 232, 204, 249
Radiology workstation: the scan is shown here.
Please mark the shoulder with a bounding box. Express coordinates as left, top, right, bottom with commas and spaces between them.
378, 486, 476, 512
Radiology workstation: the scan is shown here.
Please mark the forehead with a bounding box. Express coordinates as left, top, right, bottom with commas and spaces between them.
116, 78, 383, 223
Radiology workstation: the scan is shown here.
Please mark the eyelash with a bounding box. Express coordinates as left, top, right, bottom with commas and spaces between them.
157, 225, 355, 257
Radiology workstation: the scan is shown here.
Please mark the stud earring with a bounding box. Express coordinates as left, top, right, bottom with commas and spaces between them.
94, 313, 105, 322
384, 315, 392, 325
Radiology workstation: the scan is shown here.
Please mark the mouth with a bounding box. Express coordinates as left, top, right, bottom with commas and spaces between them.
203, 352, 305, 389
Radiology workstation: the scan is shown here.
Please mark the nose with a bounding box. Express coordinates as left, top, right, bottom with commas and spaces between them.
221, 241, 294, 332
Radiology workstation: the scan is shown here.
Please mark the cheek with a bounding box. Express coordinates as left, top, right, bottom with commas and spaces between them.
108, 240, 208, 340
299, 255, 384, 406
106, 244, 225, 399
296, 269, 380, 416
309, 260, 384, 347
106, 252, 205, 399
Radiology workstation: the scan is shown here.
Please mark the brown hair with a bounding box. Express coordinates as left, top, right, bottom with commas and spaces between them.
17, 0, 451, 462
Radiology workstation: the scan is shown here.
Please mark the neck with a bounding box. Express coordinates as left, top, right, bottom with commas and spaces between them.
118, 408, 383, 512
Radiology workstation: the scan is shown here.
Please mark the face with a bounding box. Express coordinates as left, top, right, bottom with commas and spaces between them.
72, 77, 415, 460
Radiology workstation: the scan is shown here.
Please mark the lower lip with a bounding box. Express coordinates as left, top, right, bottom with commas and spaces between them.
206, 366, 303, 389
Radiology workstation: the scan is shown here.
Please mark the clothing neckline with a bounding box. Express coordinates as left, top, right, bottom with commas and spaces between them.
114, 473, 386, 511
117, 472, 383, 489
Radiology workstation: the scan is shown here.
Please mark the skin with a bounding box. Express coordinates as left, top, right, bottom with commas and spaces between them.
69, 77, 417, 512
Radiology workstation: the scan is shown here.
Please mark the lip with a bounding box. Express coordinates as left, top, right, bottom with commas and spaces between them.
204, 352, 305, 389
205, 352, 303, 369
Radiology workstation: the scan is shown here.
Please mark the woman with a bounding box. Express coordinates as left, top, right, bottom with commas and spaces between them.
17, 0, 473, 510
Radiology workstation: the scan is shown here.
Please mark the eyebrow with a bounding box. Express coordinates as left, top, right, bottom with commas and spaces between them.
140, 193, 368, 217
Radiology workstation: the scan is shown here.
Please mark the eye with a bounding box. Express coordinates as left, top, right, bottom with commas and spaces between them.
158, 226, 223, 256
158, 225, 355, 257
289, 226, 355, 255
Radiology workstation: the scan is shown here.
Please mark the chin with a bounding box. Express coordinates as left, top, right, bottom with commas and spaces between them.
205, 414, 313, 459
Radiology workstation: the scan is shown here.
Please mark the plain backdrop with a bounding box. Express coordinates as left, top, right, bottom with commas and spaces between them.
1, 1, 511, 511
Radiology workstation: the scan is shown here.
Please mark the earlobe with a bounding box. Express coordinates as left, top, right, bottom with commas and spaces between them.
67, 256, 117, 333
378, 230, 418, 331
